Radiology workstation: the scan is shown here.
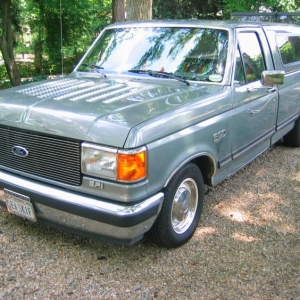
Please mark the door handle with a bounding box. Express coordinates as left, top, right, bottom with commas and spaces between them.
247, 86, 278, 93
267, 87, 278, 93
246, 97, 274, 115
247, 87, 257, 92
247, 109, 259, 114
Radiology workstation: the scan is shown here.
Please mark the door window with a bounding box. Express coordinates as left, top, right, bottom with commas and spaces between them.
234, 32, 265, 84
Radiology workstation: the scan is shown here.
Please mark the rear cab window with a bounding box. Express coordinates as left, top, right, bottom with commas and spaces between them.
277, 35, 300, 65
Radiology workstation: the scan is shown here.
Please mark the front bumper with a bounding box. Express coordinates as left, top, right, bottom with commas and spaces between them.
0, 170, 164, 245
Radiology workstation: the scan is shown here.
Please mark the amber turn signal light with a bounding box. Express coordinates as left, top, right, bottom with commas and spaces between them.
117, 150, 146, 182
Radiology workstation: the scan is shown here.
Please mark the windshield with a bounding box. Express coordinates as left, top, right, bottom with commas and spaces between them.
77, 27, 229, 83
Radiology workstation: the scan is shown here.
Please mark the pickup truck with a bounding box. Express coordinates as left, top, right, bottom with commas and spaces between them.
0, 20, 299, 248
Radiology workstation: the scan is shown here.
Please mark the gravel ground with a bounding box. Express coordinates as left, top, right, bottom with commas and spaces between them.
0, 142, 299, 300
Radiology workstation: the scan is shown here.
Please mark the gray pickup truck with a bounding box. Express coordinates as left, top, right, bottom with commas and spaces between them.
0, 20, 299, 248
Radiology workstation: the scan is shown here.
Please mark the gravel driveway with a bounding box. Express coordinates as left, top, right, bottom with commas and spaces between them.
0, 142, 299, 300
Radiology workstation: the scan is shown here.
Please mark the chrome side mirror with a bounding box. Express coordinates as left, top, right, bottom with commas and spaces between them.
261, 70, 285, 86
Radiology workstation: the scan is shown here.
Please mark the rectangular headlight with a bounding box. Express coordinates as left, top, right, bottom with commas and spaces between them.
82, 143, 118, 179
81, 143, 147, 182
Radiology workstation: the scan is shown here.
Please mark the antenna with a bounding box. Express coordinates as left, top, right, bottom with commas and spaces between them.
60, 0, 64, 75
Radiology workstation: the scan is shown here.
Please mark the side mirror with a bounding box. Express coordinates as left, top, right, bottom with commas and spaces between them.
261, 70, 285, 86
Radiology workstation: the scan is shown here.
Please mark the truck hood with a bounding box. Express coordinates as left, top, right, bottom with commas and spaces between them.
0, 74, 223, 147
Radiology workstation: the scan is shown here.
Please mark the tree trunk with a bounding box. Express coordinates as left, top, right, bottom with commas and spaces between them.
112, 0, 126, 23
0, 0, 21, 87
126, 0, 152, 21
34, 40, 43, 74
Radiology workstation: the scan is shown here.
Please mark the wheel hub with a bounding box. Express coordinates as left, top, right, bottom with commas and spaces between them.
171, 178, 198, 234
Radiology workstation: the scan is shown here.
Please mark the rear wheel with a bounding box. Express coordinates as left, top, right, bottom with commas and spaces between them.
149, 163, 204, 248
283, 116, 300, 147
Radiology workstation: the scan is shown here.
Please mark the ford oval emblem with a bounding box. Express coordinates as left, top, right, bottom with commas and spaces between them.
12, 146, 29, 157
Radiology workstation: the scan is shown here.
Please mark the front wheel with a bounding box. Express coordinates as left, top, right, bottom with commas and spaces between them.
149, 163, 204, 248
283, 116, 300, 147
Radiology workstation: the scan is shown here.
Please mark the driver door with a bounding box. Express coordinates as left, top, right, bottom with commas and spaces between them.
230, 30, 278, 172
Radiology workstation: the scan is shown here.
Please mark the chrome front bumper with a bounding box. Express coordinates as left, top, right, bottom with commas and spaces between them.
0, 170, 164, 245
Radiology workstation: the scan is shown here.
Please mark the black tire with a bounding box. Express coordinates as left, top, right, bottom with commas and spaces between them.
148, 163, 204, 248
283, 116, 300, 147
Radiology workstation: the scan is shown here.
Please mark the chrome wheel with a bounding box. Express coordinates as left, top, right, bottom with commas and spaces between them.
148, 163, 204, 248
171, 178, 198, 234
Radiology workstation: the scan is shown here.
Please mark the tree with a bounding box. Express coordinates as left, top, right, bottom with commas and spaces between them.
112, 0, 125, 22
0, 0, 21, 86
126, 0, 152, 21
153, 0, 300, 20
29, 0, 112, 74
153, 0, 223, 19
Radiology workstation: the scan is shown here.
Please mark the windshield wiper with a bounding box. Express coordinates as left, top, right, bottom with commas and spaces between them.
128, 70, 190, 86
80, 63, 107, 78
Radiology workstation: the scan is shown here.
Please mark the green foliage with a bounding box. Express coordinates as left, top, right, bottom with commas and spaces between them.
0, 80, 12, 90
275, 0, 299, 11
0, 65, 8, 81
32, 0, 112, 71
17, 62, 34, 78
153, 0, 223, 19
0, 0, 113, 82
153, 0, 300, 22
280, 42, 298, 64
222, 0, 300, 17
0, 0, 22, 37
0, 66, 11, 89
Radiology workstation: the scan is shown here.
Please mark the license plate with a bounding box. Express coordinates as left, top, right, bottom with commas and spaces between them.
4, 189, 36, 222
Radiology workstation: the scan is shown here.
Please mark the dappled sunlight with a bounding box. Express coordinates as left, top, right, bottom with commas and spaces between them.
255, 167, 268, 177
259, 193, 297, 234
0, 234, 10, 244
193, 226, 216, 241
228, 210, 246, 222
259, 193, 287, 220
213, 193, 264, 226
213, 189, 298, 234
272, 223, 298, 235
232, 232, 260, 243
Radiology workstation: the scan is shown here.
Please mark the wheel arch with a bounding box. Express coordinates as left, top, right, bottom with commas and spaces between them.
164, 153, 216, 188
191, 155, 216, 186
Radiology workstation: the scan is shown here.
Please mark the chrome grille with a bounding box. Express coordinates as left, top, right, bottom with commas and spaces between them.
0, 127, 81, 186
